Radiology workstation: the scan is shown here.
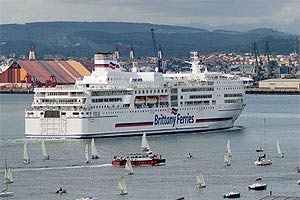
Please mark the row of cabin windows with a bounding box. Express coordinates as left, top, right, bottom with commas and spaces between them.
189, 94, 212, 99
41, 99, 79, 103
47, 92, 68, 96
224, 93, 243, 97
184, 100, 210, 106
92, 104, 129, 109
91, 91, 132, 96
92, 98, 122, 103
181, 87, 214, 92
216, 87, 243, 90
134, 89, 167, 94
224, 99, 243, 104
93, 106, 215, 115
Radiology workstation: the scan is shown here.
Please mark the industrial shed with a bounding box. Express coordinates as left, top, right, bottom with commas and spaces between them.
0, 60, 90, 85
259, 79, 300, 90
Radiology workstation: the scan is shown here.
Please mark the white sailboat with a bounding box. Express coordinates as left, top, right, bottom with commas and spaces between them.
85, 144, 92, 164
117, 175, 127, 195
125, 159, 134, 175
3, 160, 13, 184
224, 152, 231, 166
196, 168, 206, 188
141, 133, 150, 151
226, 139, 232, 157
91, 138, 99, 159
23, 141, 30, 164
276, 141, 284, 158
42, 140, 50, 160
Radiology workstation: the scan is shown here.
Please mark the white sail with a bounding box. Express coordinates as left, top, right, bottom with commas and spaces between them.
141, 133, 150, 151
224, 152, 231, 166
7, 169, 13, 183
3, 167, 13, 184
85, 144, 90, 163
125, 159, 134, 175
23, 141, 30, 164
91, 138, 99, 159
277, 141, 284, 157
42, 140, 49, 160
196, 169, 206, 187
117, 176, 127, 195
226, 140, 232, 157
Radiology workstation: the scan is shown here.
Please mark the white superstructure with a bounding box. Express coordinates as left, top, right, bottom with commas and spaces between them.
25, 51, 245, 138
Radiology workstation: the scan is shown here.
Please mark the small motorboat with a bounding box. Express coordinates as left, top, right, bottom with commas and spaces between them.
223, 191, 240, 198
297, 180, 300, 185
175, 197, 185, 200
0, 190, 14, 197
254, 154, 272, 166
0, 189, 14, 197
248, 178, 267, 190
297, 166, 300, 173
55, 187, 67, 194
187, 153, 193, 159
0, 184, 14, 197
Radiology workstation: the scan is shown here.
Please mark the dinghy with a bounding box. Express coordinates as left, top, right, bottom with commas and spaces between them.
55, 187, 67, 194
117, 175, 127, 195
85, 144, 92, 164
196, 168, 206, 188
42, 140, 50, 160
91, 138, 99, 159
276, 141, 284, 158
3, 159, 13, 184
298, 180, 300, 185
224, 152, 231, 166
141, 133, 150, 151
125, 159, 134, 175
226, 140, 232, 157
23, 141, 31, 164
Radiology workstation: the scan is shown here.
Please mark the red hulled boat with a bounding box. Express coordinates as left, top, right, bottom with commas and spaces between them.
112, 133, 166, 167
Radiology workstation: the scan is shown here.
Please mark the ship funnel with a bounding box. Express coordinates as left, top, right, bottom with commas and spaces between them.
94, 52, 119, 72
29, 42, 36, 60
114, 44, 120, 61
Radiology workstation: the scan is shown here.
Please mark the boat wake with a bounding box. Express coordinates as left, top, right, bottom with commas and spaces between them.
11, 163, 112, 172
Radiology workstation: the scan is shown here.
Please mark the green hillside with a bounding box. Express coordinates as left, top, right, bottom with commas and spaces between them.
0, 22, 296, 58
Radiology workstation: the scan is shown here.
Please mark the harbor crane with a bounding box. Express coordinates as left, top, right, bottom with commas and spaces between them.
151, 28, 163, 72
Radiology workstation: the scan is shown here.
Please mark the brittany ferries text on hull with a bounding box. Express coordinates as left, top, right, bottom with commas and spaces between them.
25, 51, 246, 138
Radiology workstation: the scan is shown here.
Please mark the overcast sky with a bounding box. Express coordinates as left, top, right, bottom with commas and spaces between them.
1, 0, 299, 29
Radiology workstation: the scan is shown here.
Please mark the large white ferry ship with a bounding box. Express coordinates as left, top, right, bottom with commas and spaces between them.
25, 52, 245, 138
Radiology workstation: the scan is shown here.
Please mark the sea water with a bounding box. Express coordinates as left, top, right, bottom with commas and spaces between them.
0, 94, 299, 200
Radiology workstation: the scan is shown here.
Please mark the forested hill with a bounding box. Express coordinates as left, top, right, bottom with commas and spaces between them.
0, 21, 297, 58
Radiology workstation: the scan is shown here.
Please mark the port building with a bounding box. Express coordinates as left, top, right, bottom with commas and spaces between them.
0, 60, 90, 85
259, 79, 300, 90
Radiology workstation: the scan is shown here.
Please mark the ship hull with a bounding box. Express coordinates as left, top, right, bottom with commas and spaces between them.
25, 104, 245, 138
